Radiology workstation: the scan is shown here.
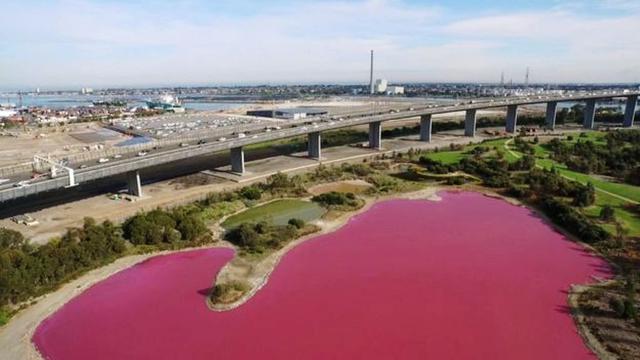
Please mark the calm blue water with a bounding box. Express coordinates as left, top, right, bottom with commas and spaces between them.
0, 94, 246, 111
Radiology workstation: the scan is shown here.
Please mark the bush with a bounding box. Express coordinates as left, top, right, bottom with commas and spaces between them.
572, 183, 596, 207
288, 218, 305, 229
225, 222, 299, 254
418, 156, 458, 174
312, 192, 359, 208
610, 297, 625, 317
600, 205, 615, 221
210, 280, 250, 304
240, 186, 262, 200
506, 184, 530, 199
445, 176, 465, 185
539, 197, 609, 243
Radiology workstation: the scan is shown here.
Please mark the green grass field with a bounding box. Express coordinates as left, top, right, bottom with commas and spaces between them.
424, 138, 517, 164
221, 199, 326, 229
506, 133, 640, 236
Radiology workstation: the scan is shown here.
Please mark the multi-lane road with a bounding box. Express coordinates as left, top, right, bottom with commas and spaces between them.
1, 90, 638, 203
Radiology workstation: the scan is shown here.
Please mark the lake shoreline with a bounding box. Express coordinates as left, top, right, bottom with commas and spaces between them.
0, 186, 615, 359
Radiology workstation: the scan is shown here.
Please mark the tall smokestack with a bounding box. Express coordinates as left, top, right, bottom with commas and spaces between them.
369, 50, 374, 95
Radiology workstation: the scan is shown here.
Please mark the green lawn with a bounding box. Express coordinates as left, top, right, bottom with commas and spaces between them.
505, 134, 640, 237
221, 199, 326, 229
424, 138, 515, 164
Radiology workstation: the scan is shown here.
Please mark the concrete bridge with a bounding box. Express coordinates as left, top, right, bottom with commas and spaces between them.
1, 90, 638, 203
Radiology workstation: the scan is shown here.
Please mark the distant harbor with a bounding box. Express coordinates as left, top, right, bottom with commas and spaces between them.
0, 94, 247, 112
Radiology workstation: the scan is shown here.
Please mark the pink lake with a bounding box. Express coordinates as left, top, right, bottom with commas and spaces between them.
33, 191, 610, 359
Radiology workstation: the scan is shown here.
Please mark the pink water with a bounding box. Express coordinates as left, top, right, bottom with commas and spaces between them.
33, 192, 610, 359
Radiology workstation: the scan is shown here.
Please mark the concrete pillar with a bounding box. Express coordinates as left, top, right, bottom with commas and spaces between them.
127, 170, 142, 197
583, 99, 596, 129
369, 121, 382, 149
505, 105, 519, 133
545, 101, 558, 130
419, 114, 432, 142
230, 147, 245, 174
307, 131, 321, 159
464, 109, 477, 137
623, 95, 638, 127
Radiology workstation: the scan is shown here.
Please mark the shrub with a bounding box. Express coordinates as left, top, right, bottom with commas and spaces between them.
599, 205, 615, 221
312, 192, 359, 208
609, 297, 625, 317
572, 183, 595, 207
210, 280, 250, 304
539, 197, 609, 243
445, 177, 465, 185
240, 186, 262, 200
288, 218, 305, 229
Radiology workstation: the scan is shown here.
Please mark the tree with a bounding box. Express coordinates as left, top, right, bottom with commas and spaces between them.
573, 183, 595, 207
0, 228, 27, 251
599, 205, 615, 221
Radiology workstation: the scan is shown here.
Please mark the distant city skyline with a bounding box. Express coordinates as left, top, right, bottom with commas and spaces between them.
2, 0, 640, 90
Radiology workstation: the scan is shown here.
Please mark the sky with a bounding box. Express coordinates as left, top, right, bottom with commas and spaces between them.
1, 0, 639, 89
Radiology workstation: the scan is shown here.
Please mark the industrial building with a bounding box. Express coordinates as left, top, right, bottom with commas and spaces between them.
247, 108, 328, 120
386, 86, 405, 95
374, 79, 388, 94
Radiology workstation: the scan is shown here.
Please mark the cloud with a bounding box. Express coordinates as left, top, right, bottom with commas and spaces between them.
1, 0, 639, 88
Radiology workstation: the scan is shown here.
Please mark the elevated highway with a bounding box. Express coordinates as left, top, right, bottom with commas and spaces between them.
1, 90, 638, 203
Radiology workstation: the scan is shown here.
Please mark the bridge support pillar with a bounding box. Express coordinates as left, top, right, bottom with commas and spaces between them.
583, 99, 597, 129
419, 115, 432, 142
127, 170, 142, 197
308, 131, 321, 159
369, 121, 382, 149
230, 147, 245, 174
464, 109, 477, 137
506, 105, 519, 133
545, 101, 558, 130
624, 95, 637, 127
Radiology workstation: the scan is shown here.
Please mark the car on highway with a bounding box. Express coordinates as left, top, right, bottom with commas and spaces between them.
180, 142, 189, 147
137, 151, 148, 157
218, 137, 227, 141
113, 154, 123, 159
80, 164, 88, 169
98, 158, 110, 163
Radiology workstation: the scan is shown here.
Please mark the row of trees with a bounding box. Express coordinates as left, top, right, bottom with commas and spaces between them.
417, 142, 606, 244
1, 199, 222, 313
0, 219, 127, 308
225, 221, 301, 254
122, 208, 211, 246
546, 130, 640, 185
